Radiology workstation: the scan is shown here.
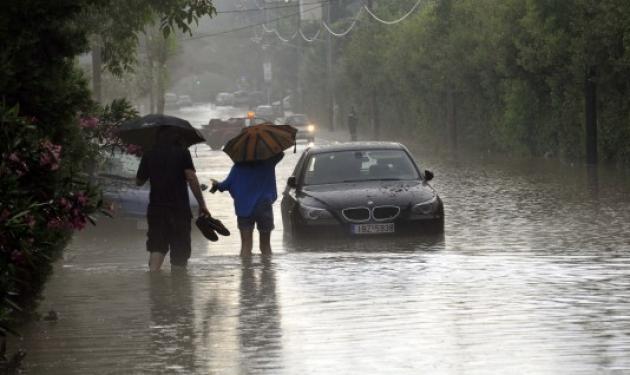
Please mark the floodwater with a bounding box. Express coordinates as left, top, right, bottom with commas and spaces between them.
10, 104, 630, 374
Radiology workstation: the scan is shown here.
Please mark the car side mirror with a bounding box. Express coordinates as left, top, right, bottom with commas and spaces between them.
287, 176, 297, 188
424, 170, 434, 181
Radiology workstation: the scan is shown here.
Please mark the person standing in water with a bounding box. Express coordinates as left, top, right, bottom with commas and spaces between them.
136, 126, 210, 271
211, 153, 284, 257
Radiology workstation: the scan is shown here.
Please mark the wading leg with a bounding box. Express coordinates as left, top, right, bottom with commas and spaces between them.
260, 231, 272, 255
240, 229, 254, 257
149, 252, 166, 272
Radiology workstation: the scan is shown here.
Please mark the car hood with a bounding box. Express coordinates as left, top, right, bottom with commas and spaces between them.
298, 180, 436, 210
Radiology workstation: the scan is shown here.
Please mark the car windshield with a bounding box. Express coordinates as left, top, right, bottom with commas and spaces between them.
303, 149, 420, 185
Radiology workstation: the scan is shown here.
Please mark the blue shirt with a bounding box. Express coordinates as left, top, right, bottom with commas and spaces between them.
217, 153, 284, 217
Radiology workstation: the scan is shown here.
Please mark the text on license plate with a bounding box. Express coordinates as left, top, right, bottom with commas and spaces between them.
352, 223, 395, 234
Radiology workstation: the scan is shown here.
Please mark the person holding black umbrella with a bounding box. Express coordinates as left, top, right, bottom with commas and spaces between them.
135, 126, 210, 271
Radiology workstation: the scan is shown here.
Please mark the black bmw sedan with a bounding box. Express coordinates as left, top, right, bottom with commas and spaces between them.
281, 142, 444, 237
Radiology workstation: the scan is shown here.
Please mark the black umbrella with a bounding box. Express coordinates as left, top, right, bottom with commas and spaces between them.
117, 114, 205, 150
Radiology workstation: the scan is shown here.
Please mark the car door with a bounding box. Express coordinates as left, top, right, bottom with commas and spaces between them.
281, 150, 308, 227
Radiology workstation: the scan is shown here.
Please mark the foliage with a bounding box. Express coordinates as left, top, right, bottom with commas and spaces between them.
324, 0, 630, 163
0, 105, 107, 338
84, 0, 216, 75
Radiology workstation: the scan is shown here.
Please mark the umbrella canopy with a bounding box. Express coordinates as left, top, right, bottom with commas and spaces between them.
117, 114, 205, 150
223, 123, 297, 163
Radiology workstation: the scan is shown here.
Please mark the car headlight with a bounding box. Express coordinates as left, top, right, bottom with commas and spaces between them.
299, 204, 332, 220
307, 124, 316, 133
412, 196, 439, 215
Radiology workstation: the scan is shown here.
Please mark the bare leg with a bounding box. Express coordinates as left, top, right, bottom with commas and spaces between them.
240, 229, 254, 257
149, 252, 165, 272
260, 231, 272, 255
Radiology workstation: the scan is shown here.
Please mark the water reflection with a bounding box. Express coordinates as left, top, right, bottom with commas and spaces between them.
146, 270, 196, 374
238, 257, 283, 373
284, 233, 445, 253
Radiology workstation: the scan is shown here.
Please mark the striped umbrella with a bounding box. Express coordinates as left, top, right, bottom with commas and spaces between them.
223, 123, 297, 163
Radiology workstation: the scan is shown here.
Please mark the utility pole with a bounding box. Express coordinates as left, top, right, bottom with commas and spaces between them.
326, 0, 335, 131
367, 0, 380, 139
446, 87, 457, 154
296, 0, 303, 112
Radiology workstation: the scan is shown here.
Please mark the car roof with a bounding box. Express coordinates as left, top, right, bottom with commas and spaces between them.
306, 141, 407, 154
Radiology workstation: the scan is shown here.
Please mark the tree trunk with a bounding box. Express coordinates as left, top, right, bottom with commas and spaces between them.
372, 93, 380, 140
91, 41, 102, 104
156, 42, 167, 114
156, 64, 165, 114
446, 87, 457, 154
147, 57, 155, 113
585, 66, 597, 165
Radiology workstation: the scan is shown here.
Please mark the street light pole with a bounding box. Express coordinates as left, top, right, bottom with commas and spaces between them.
326, 0, 335, 131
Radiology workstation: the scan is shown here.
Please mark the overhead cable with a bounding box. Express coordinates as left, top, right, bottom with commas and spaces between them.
321, 7, 364, 37
182, 3, 324, 41
299, 28, 321, 43
363, 0, 424, 25
218, 0, 330, 14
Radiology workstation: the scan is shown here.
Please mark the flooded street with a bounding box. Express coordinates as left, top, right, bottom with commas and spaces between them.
12, 105, 630, 374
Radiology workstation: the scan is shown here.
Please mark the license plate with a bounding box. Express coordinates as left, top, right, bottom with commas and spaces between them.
352, 223, 395, 234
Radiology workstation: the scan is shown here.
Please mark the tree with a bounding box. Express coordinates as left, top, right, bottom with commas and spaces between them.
84, 0, 216, 103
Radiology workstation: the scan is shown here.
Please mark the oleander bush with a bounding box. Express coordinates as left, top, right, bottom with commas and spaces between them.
0, 105, 106, 336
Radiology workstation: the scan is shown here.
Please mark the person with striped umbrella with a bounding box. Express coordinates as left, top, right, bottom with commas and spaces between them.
211, 123, 297, 256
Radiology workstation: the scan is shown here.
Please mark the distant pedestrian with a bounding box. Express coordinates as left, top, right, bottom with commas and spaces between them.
347, 107, 358, 141
211, 153, 284, 257
136, 127, 210, 271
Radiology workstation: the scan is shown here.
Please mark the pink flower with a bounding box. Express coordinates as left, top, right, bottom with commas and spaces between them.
24, 214, 36, 229
59, 197, 70, 209
39, 140, 62, 171
47, 218, 67, 230
8, 152, 20, 163
71, 216, 86, 230
76, 192, 88, 206
10, 250, 25, 265
79, 116, 99, 129
125, 144, 142, 156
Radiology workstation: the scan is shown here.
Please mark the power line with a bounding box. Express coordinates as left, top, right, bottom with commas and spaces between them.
184, 0, 426, 43
363, 0, 426, 25
216, 0, 329, 14
182, 3, 324, 41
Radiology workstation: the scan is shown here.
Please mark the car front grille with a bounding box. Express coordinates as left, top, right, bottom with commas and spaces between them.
372, 206, 401, 221
342, 207, 371, 222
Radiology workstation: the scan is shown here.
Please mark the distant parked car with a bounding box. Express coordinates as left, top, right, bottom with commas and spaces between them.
281, 142, 444, 238
215, 92, 234, 106
254, 105, 276, 122
98, 152, 198, 217
248, 91, 266, 107
233, 91, 250, 107
164, 93, 179, 110
176, 95, 193, 107
285, 113, 315, 142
